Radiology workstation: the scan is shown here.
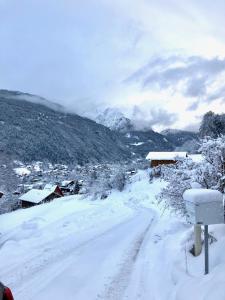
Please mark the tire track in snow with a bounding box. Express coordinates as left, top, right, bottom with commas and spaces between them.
1, 214, 136, 289
98, 216, 155, 300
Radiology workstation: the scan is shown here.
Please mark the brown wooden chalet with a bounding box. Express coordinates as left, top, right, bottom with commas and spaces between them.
146, 152, 188, 168
19, 185, 63, 208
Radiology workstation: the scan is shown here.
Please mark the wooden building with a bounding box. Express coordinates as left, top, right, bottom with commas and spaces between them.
19, 188, 62, 208
44, 184, 64, 197
60, 180, 80, 195
146, 152, 188, 168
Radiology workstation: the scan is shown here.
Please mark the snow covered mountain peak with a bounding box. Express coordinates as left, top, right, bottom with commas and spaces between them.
95, 108, 134, 133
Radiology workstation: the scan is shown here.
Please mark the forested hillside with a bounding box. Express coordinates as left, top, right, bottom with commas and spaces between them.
0, 90, 130, 164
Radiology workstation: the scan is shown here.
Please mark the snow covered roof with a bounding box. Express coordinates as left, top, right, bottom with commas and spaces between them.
44, 184, 58, 192
61, 180, 74, 187
19, 189, 55, 204
183, 189, 223, 204
146, 152, 187, 161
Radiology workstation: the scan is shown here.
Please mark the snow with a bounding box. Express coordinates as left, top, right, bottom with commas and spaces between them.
19, 189, 55, 204
1, 170, 225, 299
183, 189, 223, 204
95, 108, 132, 132
188, 154, 204, 163
190, 182, 202, 189
61, 180, 74, 187
14, 167, 31, 176
130, 142, 144, 146
146, 151, 187, 160
44, 184, 58, 192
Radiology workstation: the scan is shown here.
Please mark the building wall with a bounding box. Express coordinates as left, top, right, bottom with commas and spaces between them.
43, 193, 61, 203
150, 159, 177, 168
21, 200, 35, 208
21, 193, 61, 208
55, 186, 64, 197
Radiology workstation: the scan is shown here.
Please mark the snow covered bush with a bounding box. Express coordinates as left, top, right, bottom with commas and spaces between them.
83, 164, 128, 199
158, 136, 225, 214
198, 136, 225, 192
109, 171, 126, 192
83, 160, 146, 199
157, 159, 194, 214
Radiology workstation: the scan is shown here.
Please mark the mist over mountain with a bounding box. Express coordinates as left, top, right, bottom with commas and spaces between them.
0, 91, 204, 165
0, 90, 130, 164
95, 107, 200, 155
0, 89, 64, 112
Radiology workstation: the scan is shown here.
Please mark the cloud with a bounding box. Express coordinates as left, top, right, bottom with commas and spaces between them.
184, 76, 207, 97
1, 1, 225, 132
205, 85, 225, 103
125, 55, 225, 107
131, 106, 178, 131
187, 101, 199, 111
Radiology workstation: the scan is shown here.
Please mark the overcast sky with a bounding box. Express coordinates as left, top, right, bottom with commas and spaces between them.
1, 0, 225, 131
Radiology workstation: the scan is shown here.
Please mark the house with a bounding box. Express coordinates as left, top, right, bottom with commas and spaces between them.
19, 188, 63, 208
146, 152, 188, 168
60, 180, 80, 194
44, 184, 64, 197
0, 191, 4, 199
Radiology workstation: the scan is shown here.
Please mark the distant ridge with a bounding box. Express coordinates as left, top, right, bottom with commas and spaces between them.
0, 90, 130, 164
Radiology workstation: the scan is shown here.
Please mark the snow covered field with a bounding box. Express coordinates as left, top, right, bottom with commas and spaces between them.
1, 171, 225, 299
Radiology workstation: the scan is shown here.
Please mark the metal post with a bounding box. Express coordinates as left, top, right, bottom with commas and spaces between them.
194, 224, 202, 256
204, 225, 209, 275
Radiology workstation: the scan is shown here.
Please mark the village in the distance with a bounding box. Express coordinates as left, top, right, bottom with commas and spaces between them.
0, 159, 143, 214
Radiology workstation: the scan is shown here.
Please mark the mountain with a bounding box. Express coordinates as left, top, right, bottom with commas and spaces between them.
161, 129, 200, 153
161, 129, 199, 147
95, 108, 200, 155
199, 111, 225, 138
123, 130, 174, 157
0, 90, 130, 164
95, 109, 177, 155
0, 91, 202, 164
0, 89, 64, 112
96, 108, 133, 133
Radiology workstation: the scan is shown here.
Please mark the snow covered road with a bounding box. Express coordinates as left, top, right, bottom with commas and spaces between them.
0, 172, 166, 300
28, 209, 155, 300
2, 171, 211, 300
